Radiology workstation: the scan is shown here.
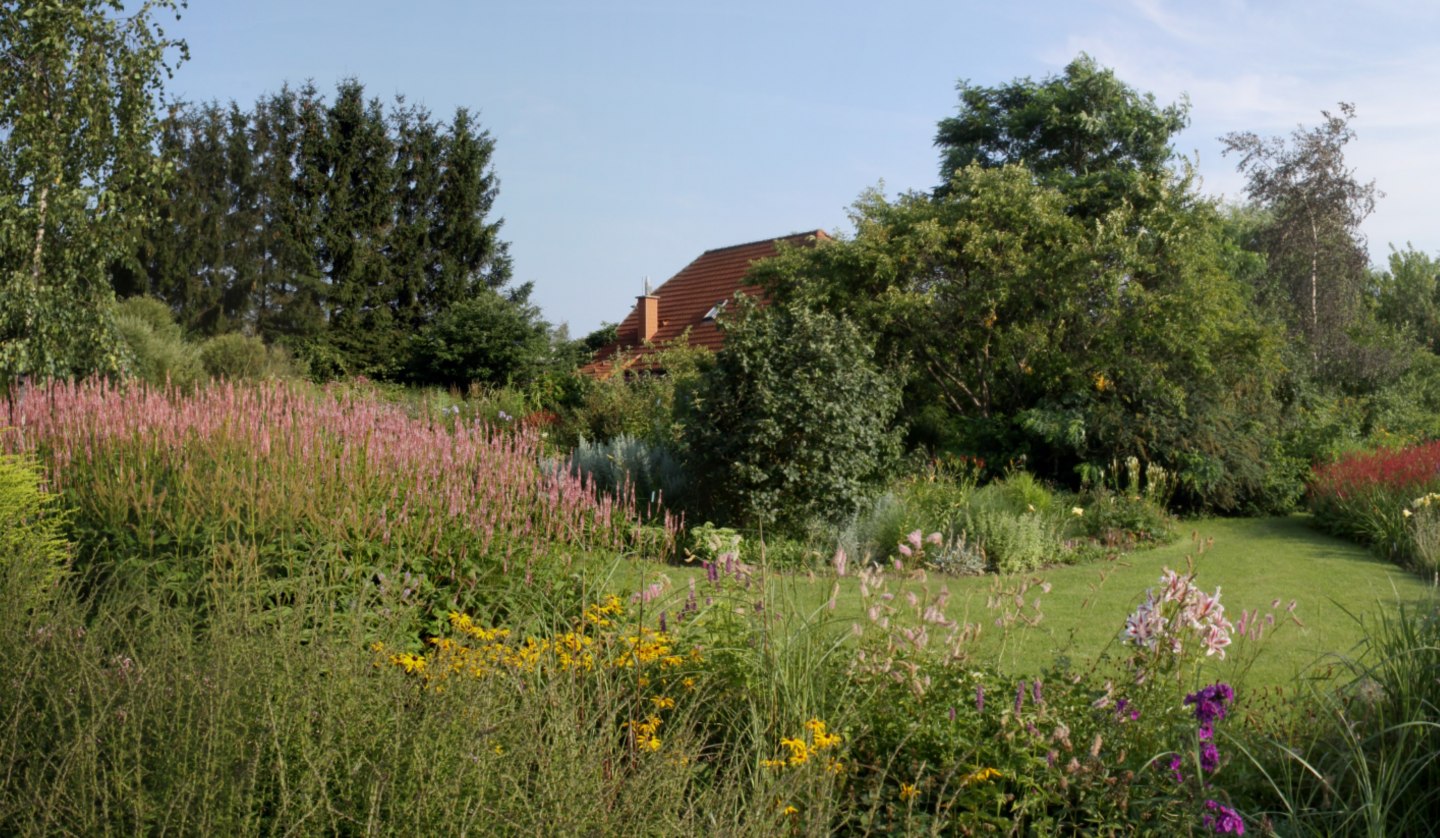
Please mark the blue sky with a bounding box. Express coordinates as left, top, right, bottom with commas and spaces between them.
166, 0, 1440, 335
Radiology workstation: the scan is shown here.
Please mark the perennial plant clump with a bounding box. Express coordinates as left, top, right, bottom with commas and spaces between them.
1308, 439, 1440, 568
2, 377, 675, 623
1123, 566, 1235, 671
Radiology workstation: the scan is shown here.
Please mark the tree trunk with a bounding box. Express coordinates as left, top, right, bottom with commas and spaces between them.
30, 183, 49, 287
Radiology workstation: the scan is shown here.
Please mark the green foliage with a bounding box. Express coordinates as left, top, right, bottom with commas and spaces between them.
680, 300, 902, 536
114, 297, 204, 388
756, 160, 1289, 512
199, 333, 298, 381
564, 433, 687, 510
935, 52, 1189, 217
1256, 600, 1440, 835
963, 505, 1054, 574
0, 0, 186, 384
0, 453, 69, 614
125, 80, 515, 379
404, 285, 553, 388
1074, 487, 1176, 548
685, 521, 743, 563
557, 337, 713, 450
1222, 104, 1380, 382
1374, 244, 1440, 351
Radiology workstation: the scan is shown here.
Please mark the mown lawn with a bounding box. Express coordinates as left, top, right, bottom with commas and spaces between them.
613, 515, 1438, 688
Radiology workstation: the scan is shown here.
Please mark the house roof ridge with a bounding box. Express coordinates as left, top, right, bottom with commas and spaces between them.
698, 229, 830, 257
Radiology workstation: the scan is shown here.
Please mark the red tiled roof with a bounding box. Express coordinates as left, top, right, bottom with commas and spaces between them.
581, 230, 829, 378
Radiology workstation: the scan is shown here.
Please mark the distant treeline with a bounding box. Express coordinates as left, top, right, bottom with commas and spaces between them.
111, 79, 520, 380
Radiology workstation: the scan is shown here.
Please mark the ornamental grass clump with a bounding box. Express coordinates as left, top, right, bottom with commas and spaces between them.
0, 560, 752, 835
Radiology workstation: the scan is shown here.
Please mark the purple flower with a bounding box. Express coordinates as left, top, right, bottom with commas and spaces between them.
976, 684, 986, 714
1203, 800, 1245, 834
1015, 681, 1026, 715
658, 611, 668, 633
1185, 683, 1234, 727
1167, 753, 1184, 784
947, 706, 956, 722
1200, 742, 1220, 773
1033, 679, 1044, 706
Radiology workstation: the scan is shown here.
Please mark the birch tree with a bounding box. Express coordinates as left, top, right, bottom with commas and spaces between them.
0, 0, 186, 384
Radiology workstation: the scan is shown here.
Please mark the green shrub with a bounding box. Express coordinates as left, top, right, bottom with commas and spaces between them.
680, 300, 902, 536
963, 505, 1053, 574
557, 339, 712, 450
564, 433, 687, 510
0, 453, 69, 614
1074, 487, 1176, 547
114, 296, 204, 388
740, 535, 820, 571
685, 521, 743, 563
199, 333, 297, 380
403, 288, 552, 389
834, 490, 907, 565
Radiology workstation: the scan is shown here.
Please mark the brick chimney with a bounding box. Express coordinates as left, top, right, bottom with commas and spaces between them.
636, 294, 660, 343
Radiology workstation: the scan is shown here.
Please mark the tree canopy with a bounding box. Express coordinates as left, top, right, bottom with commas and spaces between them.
1222, 103, 1379, 380
120, 80, 516, 379
935, 54, 1189, 216
0, 0, 186, 384
752, 56, 1302, 511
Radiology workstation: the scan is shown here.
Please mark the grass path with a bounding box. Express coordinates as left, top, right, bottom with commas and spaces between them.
940, 515, 1437, 685
616, 515, 1437, 688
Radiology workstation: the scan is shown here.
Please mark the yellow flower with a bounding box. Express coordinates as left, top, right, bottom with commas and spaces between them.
780, 736, 811, 765
389, 652, 427, 674
781, 805, 799, 816
961, 766, 1002, 786
825, 758, 845, 775
650, 695, 676, 710
681, 677, 696, 691
761, 758, 787, 770
899, 782, 919, 801
1072, 507, 1085, 517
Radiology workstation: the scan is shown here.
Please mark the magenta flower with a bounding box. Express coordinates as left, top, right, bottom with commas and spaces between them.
1203, 800, 1245, 834
1200, 741, 1220, 773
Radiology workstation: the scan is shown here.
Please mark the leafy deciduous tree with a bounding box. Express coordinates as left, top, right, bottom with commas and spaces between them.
679, 300, 902, 534
935, 53, 1189, 217
1221, 103, 1380, 377
0, 0, 186, 383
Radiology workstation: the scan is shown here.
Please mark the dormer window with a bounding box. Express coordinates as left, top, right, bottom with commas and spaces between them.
702, 299, 727, 322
